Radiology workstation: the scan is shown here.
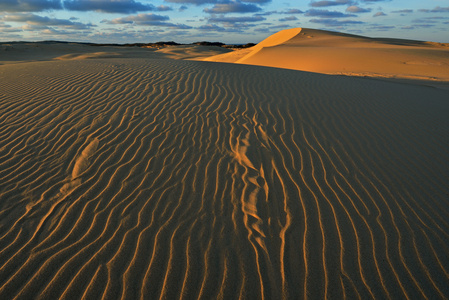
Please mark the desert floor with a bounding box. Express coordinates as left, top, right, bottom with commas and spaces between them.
1, 28, 448, 299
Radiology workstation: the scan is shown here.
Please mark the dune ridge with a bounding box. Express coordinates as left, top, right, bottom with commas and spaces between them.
205, 27, 449, 82
0, 56, 448, 299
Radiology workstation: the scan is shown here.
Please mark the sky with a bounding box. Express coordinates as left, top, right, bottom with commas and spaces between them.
0, 0, 448, 44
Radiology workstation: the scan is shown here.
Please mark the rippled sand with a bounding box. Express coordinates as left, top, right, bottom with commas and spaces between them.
1, 31, 449, 299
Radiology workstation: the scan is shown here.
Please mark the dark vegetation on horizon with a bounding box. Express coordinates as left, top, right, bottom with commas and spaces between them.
0, 40, 257, 49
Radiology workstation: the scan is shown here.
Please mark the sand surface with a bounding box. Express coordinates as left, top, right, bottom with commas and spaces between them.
205, 28, 449, 82
1, 29, 449, 299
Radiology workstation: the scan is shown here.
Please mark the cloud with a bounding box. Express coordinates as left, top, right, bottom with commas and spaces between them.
279, 16, 298, 22
305, 9, 356, 18
0, 23, 22, 32
367, 25, 395, 31
309, 18, 364, 26
1, 13, 94, 29
254, 27, 270, 32
346, 6, 371, 13
373, 12, 386, 17
198, 24, 226, 31
0, 0, 62, 12
40, 28, 79, 35
282, 9, 304, 14
179, 5, 188, 11
204, 1, 261, 14
165, 0, 216, 4
241, 0, 271, 3
208, 15, 266, 23
104, 13, 170, 24
255, 10, 277, 16
411, 24, 435, 28
391, 9, 413, 14
412, 18, 438, 24
162, 23, 192, 29
165, 0, 270, 4
104, 13, 192, 29
419, 6, 449, 13
198, 23, 253, 33
156, 5, 173, 11
309, 0, 353, 8
64, 0, 156, 13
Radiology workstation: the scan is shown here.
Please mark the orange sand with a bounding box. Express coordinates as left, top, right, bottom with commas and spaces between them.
205, 28, 449, 82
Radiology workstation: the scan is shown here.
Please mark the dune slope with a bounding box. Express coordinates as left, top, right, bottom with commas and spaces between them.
205, 28, 449, 81
0, 58, 449, 299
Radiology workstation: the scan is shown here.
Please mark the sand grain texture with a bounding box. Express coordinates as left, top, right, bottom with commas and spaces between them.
0, 35, 449, 299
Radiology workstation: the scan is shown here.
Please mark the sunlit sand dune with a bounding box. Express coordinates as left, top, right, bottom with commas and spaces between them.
205, 27, 449, 82
1, 31, 449, 299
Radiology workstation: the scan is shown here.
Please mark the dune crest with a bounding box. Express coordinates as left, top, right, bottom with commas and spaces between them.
235, 28, 302, 63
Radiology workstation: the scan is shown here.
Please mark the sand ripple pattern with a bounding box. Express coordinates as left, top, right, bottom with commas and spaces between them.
0, 59, 448, 299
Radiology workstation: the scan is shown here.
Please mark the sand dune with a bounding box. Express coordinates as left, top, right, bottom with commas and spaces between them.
1, 30, 449, 299
154, 45, 232, 60
205, 28, 449, 82
0, 42, 231, 65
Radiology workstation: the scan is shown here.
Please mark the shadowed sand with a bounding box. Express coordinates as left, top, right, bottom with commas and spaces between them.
1, 29, 449, 299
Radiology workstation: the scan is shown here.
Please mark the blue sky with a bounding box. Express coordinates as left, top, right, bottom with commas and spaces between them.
1, 0, 448, 43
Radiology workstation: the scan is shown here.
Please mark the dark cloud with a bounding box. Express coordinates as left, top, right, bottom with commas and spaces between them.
104, 13, 192, 29
255, 10, 277, 16
346, 6, 371, 13
282, 9, 304, 14
161, 23, 192, 29
165, 0, 270, 4
391, 9, 413, 14
64, 0, 156, 13
165, 0, 216, 5
0, 0, 62, 12
419, 6, 449, 13
309, 18, 364, 26
373, 12, 386, 17
241, 0, 271, 3
254, 27, 270, 32
197, 23, 249, 32
1, 13, 94, 29
279, 16, 298, 22
208, 15, 265, 23
412, 19, 438, 24
204, 1, 261, 14
309, 0, 353, 8
179, 5, 188, 11
305, 9, 356, 18
104, 13, 170, 24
